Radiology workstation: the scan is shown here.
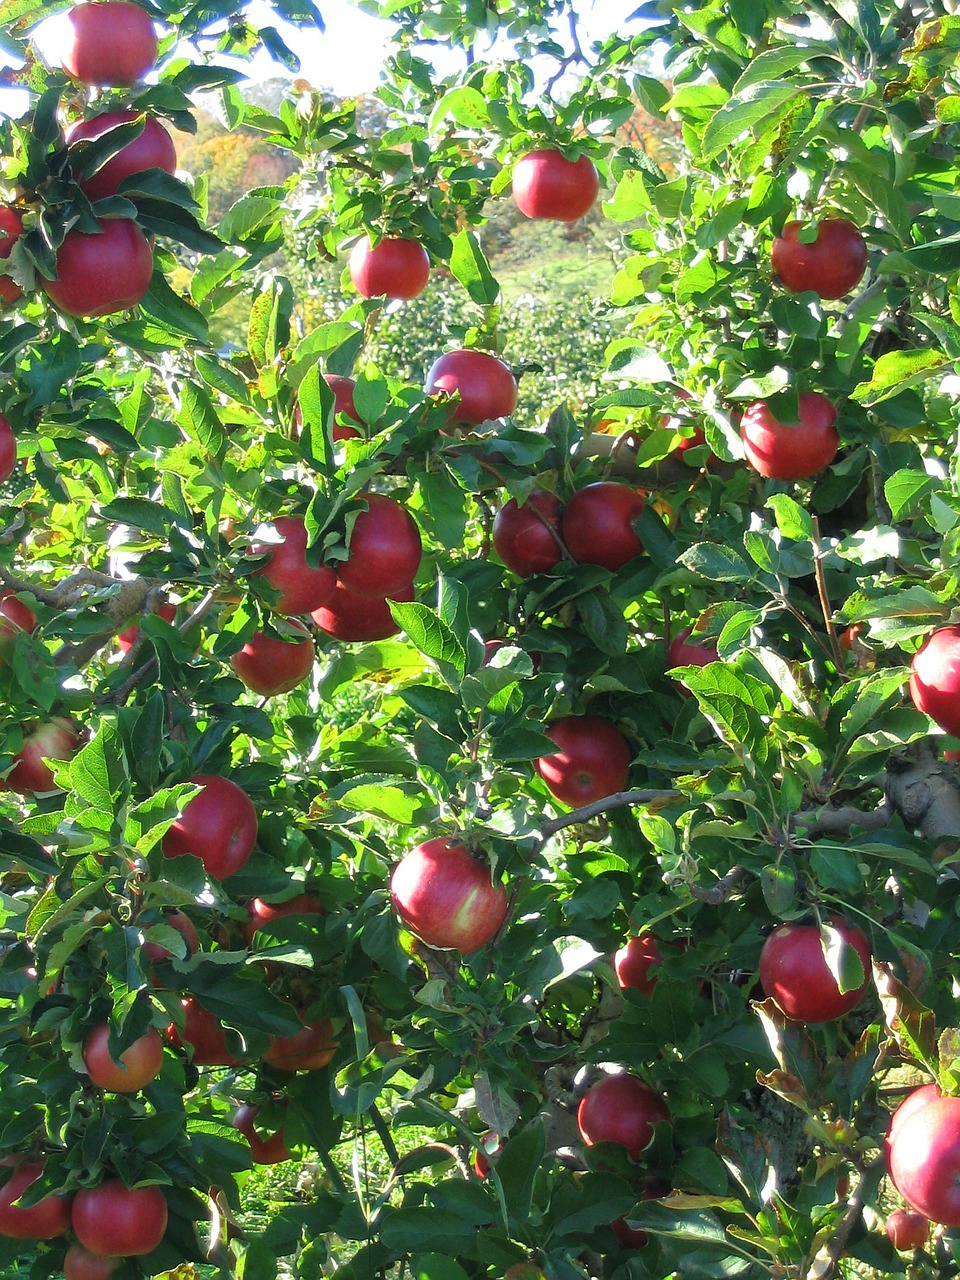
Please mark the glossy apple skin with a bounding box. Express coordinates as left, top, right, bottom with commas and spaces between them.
668, 627, 718, 670
0, 592, 35, 634
231, 619, 315, 697
740, 392, 839, 481
561, 482, 646, 571
161, 774, 257, 880
425, 349, 518, 426
6, 718, 81, 795
117, 601, 176, 653
390, 838, 509, 953
536, 714, 631, 807
577, 1073, 670, 1160
67, 111, 176, 202
64, 1245, 120, 1280
887, 1208, 930, 1250
242, 892, 327, 946
758, 918, 871, 1023
910, 625, 960, 737
337, 493, 422, 599
311, 580, 414, 642
168, 997, 245, 1067
82, 1023, 163, 1092
349, 235, 430, 300
886, 1087, 960, 1226
41, 219, 153, 318
0, 1159, 73, 1240
0, 414, 15, 483
263, 1016, 337, 1072
0, 207, 23, 306
233, 1104, 290, 1164
615, 935, 664, 996
60, 2, 159, 87
493, 490, 564, 576
771, 218, 867, 300
512, 150, 600, 221
72, 1181, 167, 1257
250, 515, 336, 616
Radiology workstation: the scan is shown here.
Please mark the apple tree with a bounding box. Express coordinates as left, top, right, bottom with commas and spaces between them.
1, 1, 960, 1279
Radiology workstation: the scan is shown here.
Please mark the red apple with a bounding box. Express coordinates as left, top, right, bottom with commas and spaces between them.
0, 414, 16, 483
231, 619, 315, 697
758, 918, 871, 1023
424, 349, 518, 427
5, 717, 81, 794
0, 592, 36, 632
472, 1131, 502, 1178
0, 1159, 73, 1240
615, 935, 663, 996
492, 490, 564, 577
349, 235, 430, 300
611, 1180, 672, 1249
667, 627, 718, 670
910, 625, 960, 737
740, 392, 839, 481
512, 150, 600, 221
336, 493, 422, 599
242, 892, 327, 946
660, 389, 708, 460
294, 373, 362, 441
886, 1207, 930, 1250
577, 1073, 670, 1160
560, 482, 646, 571
839, 623, 862, 651
59, 1, 160, 87
771, 218, 867, 300
311, 580, 413, 642
66, 111, 176, 201
249, 515, 336, 616
82, 1023, 163, 1092
64, 1245, 120, 1280
263, 1015, 338, 1072
390, 837, 509, 953
886, 1086, 960, 1226
232, 1103, 290, 1164
71, 1180, 167, 1257
40, 218, 153, 318
0, 207, 23, 306
117, 601, 176, 653
536, 714, 631, 807
167, 997, 245, 1067
161, 774, 257, 880
141, 909, 200, 971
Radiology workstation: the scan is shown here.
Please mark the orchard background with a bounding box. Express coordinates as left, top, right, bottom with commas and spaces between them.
1, 0, 960, 1279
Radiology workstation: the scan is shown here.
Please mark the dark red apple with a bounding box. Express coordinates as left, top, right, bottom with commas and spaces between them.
141, 909, 200, 971
424, 349, 518, 427
512, 150, 600, 221
615, 935, 663, 996
40, 218, 153, 318
231, 619, 315, 697
66, 111, 176, 202
560, 482, 645, 571
390, 837, 509, 953
349, 235, 430, 300
161, 774, 257, 880
740, 393, 839, 481
0, 207, 23, 306
167, 997, 245, 1067
242, 892, 327, 946
233, 1103, 290, 1164
886, 1207, 930, 1250
472, 1131, 502, 1178
0, 414, 16, 483
0, 592, 36, 632
59, 1, 160, 87
492, 490, 564, 577
536, 714, 631, 807
263, 1015, 337, 1072
249, 515, 336, 616
311, 580, 413, 642
64, 1244, 120, 1280
82, 1023, 163, 1092
0, 1159, 73, 1240
337, 493, 422, 599
71, 1180, 167, 1257
758, 918, 871, 1023
117, 601, 176, 653
886, 1086, 960, 1226
5, 718, 81, 794
771, 218, 867, 300
910, 625, 960, 737
667, 627, 718, 670
294, 373, 362, 441
577, 1073, 670, 1160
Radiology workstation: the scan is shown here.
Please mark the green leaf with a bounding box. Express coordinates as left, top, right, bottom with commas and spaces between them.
334, 779, 426, 825
99, 498, 186, 538
701, 81, 804, 160
766, 494, 814, 541
388, 603, 466, 681
821, 921, 865, 995
679, 543, 754, 583
851, 348, 954, 407
450, 231, 500, 306
428, 86, 491, 130
884, 469, 935, 520
177, 383, 225, 455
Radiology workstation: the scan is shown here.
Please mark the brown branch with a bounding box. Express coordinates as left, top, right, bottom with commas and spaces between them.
886, 739, 960, 852
539, 788, 680, 841
794, 802, 893, 839
54, 578, 160, 668
688, 865, 750, 905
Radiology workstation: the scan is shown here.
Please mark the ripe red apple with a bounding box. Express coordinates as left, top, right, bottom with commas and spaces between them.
263, 1015, 337, 1072
5, 717, 81, 794
168, 997, 245, 1067
242, 892, 327, 946
161, 774, 257, 880
472, 1131, 502, 1178
141, 909, 200, 971
294, 373, 362, 441
910, 625, 960, 737
337, 493, 422, 599
0, 207, 23, 306
59, 1, 159, 87
560, 482, 646, 571
349, 235, 430, 300
424, 349, 518, 427
72, 1181, 167, 1256
667, 627, 718, 670
611, 1180, 672, 1249
41, 218, 153, 318
536, 714, 631, 807
231, 619, 315, 697
740, 392, 839, 481
758, 918, 871, 1023
615, 935, 664, 996
311, 580, 414, 642
886, 1207, 930, 1250
493, 490, 564, 577
0, 592, 36, 632
390, 837, 509, 953
249, 515, 336, 616
660, 389, 710, 460
512, 150, 600, 221
0, 414, 15, 484
64, 1245, 120, 1280
886, 1086, 960, 1226
839, 623, 862, 651
82, 1023, 163, 1092
577, 1073, 670, 1160
771, 218, 867, 300
0, 1159, 73, 1240
117, 601, 176, 653
233, 1103, 290, 1164
66, 110, 176, 202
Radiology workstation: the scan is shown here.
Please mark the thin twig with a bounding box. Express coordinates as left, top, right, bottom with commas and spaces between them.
807, 1153, 884, 1280
539, 788, 680, 841
810, 515, 847, 673
688, 865, 749, 905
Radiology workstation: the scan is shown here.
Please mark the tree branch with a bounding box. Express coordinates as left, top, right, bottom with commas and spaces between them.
794, 802, 893, 839
688, 865, 750, 905
808, 1153, 885, 1280
539, 788, 680, 840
